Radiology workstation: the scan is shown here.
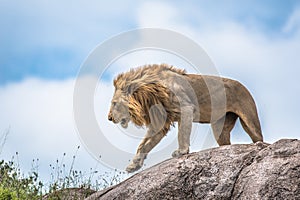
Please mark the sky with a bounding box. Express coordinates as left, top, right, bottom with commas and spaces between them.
1, 0, 300, 185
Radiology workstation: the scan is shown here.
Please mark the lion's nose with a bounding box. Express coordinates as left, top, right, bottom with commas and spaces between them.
108, 115, 112, 121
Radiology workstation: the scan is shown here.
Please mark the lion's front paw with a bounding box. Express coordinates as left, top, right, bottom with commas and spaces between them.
172, 149, 189, 158
125, 162, 142, 173
125, 155, 145, 173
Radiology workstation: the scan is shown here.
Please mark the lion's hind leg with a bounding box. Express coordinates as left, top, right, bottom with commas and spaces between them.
239, 117, 263, 143
211, 112, 238, 146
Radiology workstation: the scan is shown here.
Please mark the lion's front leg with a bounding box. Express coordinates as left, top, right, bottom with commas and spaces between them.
172, 106, 193, 158
126, 153, 146, 173
126, 128, 165, 173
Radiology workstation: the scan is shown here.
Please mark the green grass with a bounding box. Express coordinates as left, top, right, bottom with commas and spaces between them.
0, 129, 126, 199
0, 149, 126, 199
0, 158, 42, 200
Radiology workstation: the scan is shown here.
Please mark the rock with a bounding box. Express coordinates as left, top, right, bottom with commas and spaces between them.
233, 139, 300, 199
86, 139, 300, 200
43, 187, 95, 200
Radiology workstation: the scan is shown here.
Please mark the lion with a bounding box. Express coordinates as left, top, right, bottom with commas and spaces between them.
108, 64, 263, 173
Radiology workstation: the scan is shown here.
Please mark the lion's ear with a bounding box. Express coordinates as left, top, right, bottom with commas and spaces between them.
126, 82, 139, 95
126, 85, 134, 95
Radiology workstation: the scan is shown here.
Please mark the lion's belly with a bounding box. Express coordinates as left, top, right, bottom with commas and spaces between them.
193, 110, 211, 123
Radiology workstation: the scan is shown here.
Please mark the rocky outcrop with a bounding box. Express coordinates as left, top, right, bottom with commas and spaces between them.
43, 188, 95, 200
86, 139, 300, 200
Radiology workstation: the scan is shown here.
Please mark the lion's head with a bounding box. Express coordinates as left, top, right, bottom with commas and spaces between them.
108, 64, 184, 133
108, 89, 131, 128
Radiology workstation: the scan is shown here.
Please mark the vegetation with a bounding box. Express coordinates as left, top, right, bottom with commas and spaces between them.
0, 158, 42, 200
0, 145, 126, 200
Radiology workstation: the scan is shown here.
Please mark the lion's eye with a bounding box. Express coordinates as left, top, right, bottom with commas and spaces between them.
112, 102, 117, 106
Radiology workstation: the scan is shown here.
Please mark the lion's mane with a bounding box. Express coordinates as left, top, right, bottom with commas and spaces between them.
113, 64, 185, 134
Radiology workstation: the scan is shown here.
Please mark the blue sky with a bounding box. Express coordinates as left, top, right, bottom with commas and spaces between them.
0, 0, 136, 84
1, 0, 300, 184
0, 0, 299, 84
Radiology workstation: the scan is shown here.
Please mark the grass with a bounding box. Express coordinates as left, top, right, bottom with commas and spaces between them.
0, 151, 126, 199
0, 158, 42, 200
0, 131, 126, 199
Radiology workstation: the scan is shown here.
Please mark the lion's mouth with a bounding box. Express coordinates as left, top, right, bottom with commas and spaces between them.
120, 119, 129, 128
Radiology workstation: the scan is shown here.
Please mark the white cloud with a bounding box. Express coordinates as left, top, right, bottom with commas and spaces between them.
0, 78, 100, 180
137, 1, 177, 28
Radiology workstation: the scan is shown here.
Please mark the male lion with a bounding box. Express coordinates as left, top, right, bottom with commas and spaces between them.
108, 64, 263, 173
